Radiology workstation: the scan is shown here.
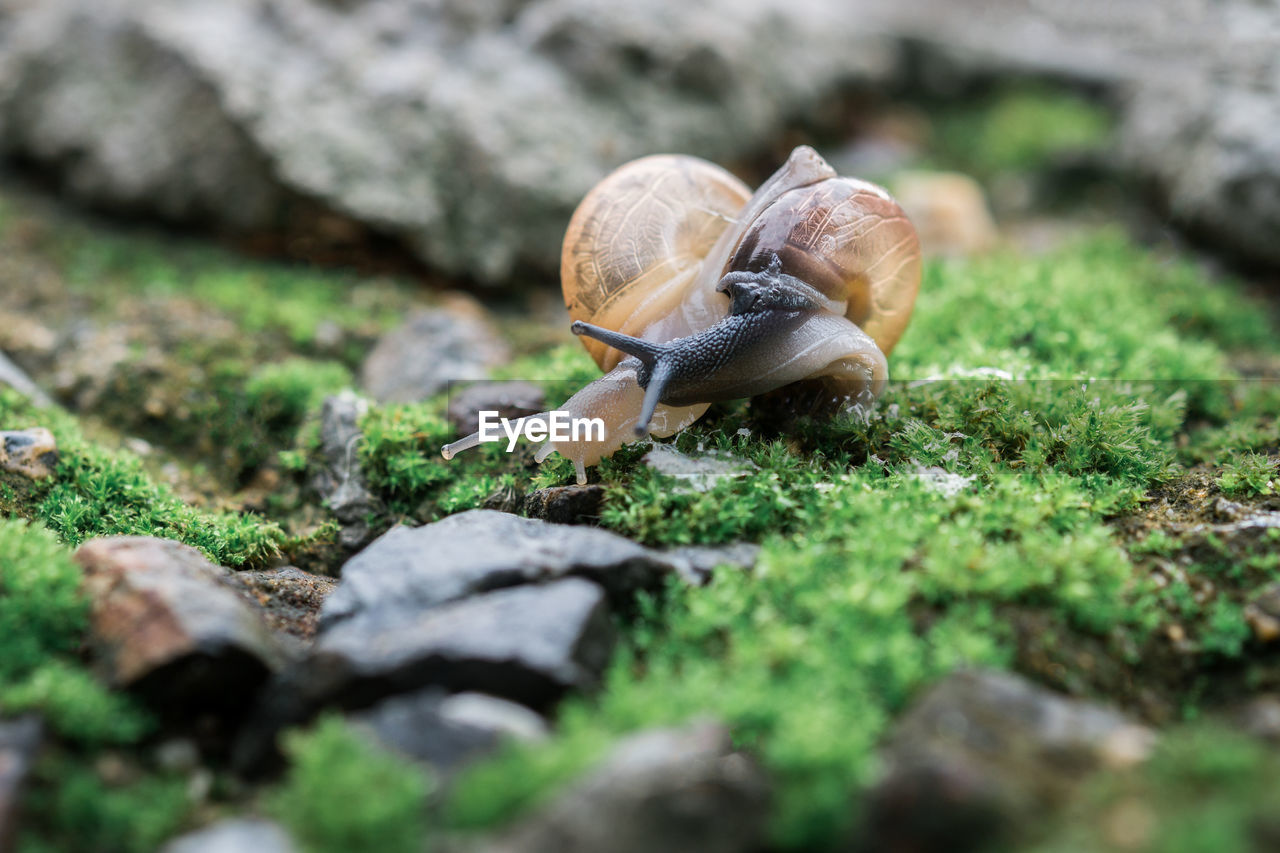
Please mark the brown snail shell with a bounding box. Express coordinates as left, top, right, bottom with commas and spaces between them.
562, 145, 920, 368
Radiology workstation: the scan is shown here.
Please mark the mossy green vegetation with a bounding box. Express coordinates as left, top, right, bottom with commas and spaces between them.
267, 715, 433, 853
1217, 452, 1277, 497
927, 84, 1114, 179
0, 517, 86, 680
4, 140, 1280, 849
17, 759, 190, 853
0, 185, 417, 493
0, 518, 150, 744
1, 389, 283, 566
430, 232, 1280, 847
19, 207, 412, 352
0, 518, 187, 853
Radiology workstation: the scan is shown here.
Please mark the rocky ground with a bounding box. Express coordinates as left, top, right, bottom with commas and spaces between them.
1, 14, 1280, 853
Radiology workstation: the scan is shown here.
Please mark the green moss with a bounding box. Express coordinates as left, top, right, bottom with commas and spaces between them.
82, 342, 354, 486
24, 211, 411, 350
3, 662, 153, 746
358, 403, 514, 521
0, 520, 171, 853
267, 715, 432, 853
17, 759, 190, 853
2, 389, 284, 566
0, 518, 86, 680
929, 85, 1113, 178
0, 518, 154, 744
1218, 452, 1277, 497
1040, 725, 1280, 853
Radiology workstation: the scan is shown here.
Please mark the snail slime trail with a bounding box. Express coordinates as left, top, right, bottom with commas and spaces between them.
440, 145, 922, 484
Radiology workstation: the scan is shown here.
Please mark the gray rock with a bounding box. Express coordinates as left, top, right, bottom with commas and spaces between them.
1115, 12, 1280, 269
485, 720, 770, 853
660, 542, 760, 586
521, 484, 605, 525
6, 1, 1280, 273
0, 716, 43, 853
0, 426, 57, 479
0, 351, 53, 408
75, 537, 287, 718
309, 391, 378, 549
447, 381, 546, 435
0, 1, 288, 228
864, 668, 1154, 851
161, 819, 297, 853
641, 444, 758, 493
0, 0, 894, 281
360, 307, 508, 404
349, 688, 547, 774
881, 0, 1280, 270
311, 577, 614, 712
320, 509, 681, 627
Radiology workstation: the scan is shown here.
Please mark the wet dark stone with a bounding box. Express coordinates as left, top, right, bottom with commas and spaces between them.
235, 578, 613, 774
320, 510, 681, 628
312, 577, 614, 711
522, 484, 605, 525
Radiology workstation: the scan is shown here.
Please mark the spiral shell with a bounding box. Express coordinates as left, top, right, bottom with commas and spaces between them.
561, 146, 921, 371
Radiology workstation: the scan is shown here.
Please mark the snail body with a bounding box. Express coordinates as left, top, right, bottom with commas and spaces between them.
442, 146, 921, 484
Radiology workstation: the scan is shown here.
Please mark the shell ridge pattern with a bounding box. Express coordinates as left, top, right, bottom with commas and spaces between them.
862, 230, 920, 276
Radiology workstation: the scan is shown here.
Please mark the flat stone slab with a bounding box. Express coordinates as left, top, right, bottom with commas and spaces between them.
311, 577, 614, 713
320, 509, 682, 628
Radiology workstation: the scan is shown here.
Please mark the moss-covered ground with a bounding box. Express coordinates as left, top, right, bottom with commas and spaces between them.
2, 86, 1279, 851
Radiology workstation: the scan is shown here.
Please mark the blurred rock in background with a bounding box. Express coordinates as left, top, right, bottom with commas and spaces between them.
0, 0, 1276, 279
0, 0, 895, 281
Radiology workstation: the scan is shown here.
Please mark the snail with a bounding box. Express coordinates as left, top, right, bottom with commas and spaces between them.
441, 145, 921, 484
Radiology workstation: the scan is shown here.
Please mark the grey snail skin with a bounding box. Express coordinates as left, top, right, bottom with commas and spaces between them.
442, 145, 923, 484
